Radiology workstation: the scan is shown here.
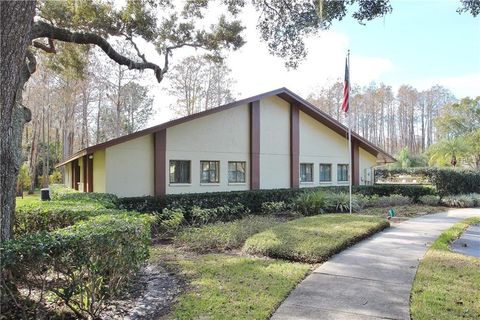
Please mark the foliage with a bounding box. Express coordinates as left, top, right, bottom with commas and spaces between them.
118, 184, 435, 215
50, 184, 118, 208
393, 147, 427, 168
419, 195, 441, 206
375, 167, 480, 195
175, 216, 282, 253
167, 55, 236, 116
431, 96, 480, 168
358, 205, 440, 218
364, 194, 412, 207
48, 169, 62, 184
14, 200, 121, 236
157, 208, 185, 237
324, 192, 362, 212
411, 217, 480, 320
154, 246, 309, 320
243, 214, 389, 263
294, 191, 326, 215
1, 213, 154, 318
261, 201, 288, 215
441, 194, 478, 208
188, 203, 251, 226
16, 163, 31, 193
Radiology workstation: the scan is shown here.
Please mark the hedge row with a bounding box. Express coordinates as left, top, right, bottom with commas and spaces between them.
375, 167, 480, 195
118, 184, 435, 214
14, 200, 124, 236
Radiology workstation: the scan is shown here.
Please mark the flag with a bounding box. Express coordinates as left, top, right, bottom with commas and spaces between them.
341, 57, 349, 113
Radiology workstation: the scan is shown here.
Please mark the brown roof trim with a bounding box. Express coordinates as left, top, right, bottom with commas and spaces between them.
56, 87, 395, 167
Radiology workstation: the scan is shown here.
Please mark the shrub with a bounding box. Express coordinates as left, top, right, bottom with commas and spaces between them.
50, 184, 118, 208
375, 167, 480, 196
14, 200, 120, 236
324, 192, 362, 212
118, 184, 435, 215
441, 194, 476, 208
157, 208, 185, 237
1, 213, 153, 319
189, 203, 250, 226
261, 201, 287, 214
381, 194, 412, 207
419, 195, 441, 206
175, 216, 281, 253
467, 193, 480, 207
294, 191, 326, 215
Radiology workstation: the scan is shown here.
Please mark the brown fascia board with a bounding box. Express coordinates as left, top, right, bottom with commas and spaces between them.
56, 87, 395, 168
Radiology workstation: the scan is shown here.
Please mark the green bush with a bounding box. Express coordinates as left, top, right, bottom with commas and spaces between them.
189, 203, 251, 225
367, 194, 412, 207
1, 213, 154, 319
419, 195, 441, 206
157, 208, 185, 237
261, 201, 288, 214
294, 191, 326, 215
375, 167, 480, 196
175, 216, 281, 253
14, 200, 123, 236
50, 184, 118, 208
324, 192, 362, 212
118, 184, 435, 215
441, 194, 476, 208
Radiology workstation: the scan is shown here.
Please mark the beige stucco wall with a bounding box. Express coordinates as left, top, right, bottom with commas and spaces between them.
259, 96, 291, 189
105, 135, 154, 197
93, 150, 106, 192
166, 104, 250, 194
298, 110, 351, 187
359, 147, 377, 185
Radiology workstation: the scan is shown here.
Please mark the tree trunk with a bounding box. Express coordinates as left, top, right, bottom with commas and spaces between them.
0, 1, 36, 242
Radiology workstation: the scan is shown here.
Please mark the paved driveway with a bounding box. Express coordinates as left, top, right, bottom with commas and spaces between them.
271, 208, 480, 320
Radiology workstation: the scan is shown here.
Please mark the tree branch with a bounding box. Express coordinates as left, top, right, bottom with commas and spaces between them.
32, 38, 56, 53
32, 20, 164, 82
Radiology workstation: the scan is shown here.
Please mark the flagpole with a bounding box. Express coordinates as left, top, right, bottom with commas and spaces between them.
347, 50, 352, 215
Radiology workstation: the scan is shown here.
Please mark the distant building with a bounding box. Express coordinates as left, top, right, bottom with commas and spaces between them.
56, 88, 395, 197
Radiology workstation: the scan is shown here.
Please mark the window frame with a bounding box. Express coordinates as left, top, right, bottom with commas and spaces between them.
300, 163, 314, 183
200, 160, 220, 184
228, 161, 247, 184
319, 163, 332, 182
169, 160, 191, 184
337, 164, 349, 182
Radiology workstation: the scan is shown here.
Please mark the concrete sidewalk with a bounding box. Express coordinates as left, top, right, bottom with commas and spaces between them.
271, 209, 480, 320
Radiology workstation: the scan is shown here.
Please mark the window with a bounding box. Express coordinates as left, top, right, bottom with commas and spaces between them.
300, 163, 314, 182
228, 161, 246, 183
169, 160, 191, 183
319, 164, 332, 182
201, 161, 220, 183
337, 164, 349, 182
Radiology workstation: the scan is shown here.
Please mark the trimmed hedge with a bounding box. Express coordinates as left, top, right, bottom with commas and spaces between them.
14, 201, 123, 236
50, 184, 118, 208
1, 213, 154, 318
118, 184, 435, 214
375, 167, 480, 196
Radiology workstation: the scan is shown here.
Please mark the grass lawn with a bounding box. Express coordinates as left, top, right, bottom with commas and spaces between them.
16, 192, 41, 206
359, 205, 441, 218
152, 246, 310, 320
243, 214, 389, 263
174, 215, 285, 253
411, 217, 480, 320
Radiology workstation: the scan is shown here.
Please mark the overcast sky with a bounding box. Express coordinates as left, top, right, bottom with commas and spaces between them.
133, 0, 480, 125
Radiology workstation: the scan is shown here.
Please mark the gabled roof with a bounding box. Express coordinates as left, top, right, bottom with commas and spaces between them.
56, 87, 396, 167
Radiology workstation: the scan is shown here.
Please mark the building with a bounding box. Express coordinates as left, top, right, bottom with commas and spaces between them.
56, 88, 395, 197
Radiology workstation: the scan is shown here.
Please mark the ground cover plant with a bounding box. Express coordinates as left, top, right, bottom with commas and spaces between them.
152, 246, 310, 320
358, 205, 440, 218
243, 214, 389, 263
411, 217, 480, 320
174, 215, 286, 253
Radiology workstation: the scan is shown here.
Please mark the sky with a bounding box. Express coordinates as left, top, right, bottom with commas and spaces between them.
141, 0, 480, 125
